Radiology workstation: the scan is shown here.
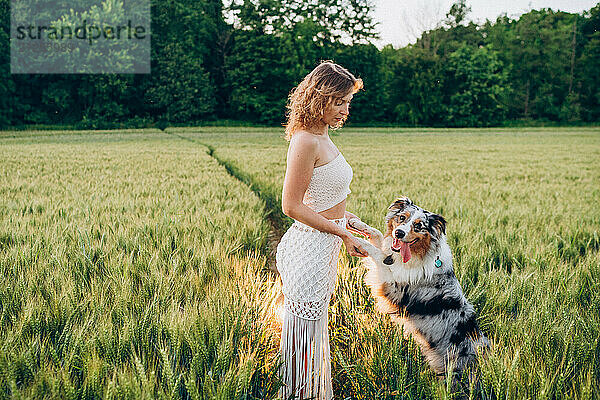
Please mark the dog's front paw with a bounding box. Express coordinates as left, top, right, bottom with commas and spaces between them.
348, 217, 370, 232
348, 218, 380, 237
348, 218, 384, 247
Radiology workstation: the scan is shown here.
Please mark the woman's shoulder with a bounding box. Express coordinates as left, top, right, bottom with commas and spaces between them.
287, 131, 321, 169
289, 130, 320, 151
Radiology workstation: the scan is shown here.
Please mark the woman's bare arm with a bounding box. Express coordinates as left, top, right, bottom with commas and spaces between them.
344, 210, 360, 221
281, 133, 367, 257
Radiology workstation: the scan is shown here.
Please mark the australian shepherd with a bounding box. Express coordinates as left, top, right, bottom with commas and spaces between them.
348, 197, 489, 377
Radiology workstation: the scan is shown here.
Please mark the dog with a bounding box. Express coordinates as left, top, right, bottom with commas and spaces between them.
347, 197, 489, 377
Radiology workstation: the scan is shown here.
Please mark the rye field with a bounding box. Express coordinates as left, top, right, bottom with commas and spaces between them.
0, 127, 599, 399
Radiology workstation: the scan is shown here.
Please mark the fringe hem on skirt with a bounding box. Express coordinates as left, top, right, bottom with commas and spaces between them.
279, 302, 332, 400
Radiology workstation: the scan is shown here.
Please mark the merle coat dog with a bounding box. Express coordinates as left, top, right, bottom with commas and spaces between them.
348, 197, 489, 376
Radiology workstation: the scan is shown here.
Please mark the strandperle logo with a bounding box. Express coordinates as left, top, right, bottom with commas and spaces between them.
14, 19, 147, 45
10, 0, 150, 74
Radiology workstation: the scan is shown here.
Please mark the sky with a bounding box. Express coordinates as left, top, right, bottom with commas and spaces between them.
372, 0, 599, 48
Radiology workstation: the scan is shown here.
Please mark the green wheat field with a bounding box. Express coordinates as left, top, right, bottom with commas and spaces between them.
1, 127, 599, 399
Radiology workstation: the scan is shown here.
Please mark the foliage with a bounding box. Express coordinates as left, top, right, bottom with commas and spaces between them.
223, 30, 298, 124
445, 45, 508, 127
0, 0, 12, 128
1, 0, 600, 127
149, 0, 219, 122
385, 47, 447, 126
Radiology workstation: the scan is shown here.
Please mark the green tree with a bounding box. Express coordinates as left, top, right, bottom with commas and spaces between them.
577, 3, 600, 122
445, 44, 508, 127
224, 30, 298, 124
334, 43, 386, 123
222, 0, 380, 124
0, 0, 13, 128
485, 9, 581, 121
416, 0, 482, 57
386, 47, 447, 126
275, 0, 379, 45
144, 0, 218, 123
445, 0, 471, 26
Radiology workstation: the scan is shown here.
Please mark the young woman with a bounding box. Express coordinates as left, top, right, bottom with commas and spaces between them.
276, 61, 370, 399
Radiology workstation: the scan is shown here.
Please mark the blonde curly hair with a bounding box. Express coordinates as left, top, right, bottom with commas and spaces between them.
284, 61, 363, 141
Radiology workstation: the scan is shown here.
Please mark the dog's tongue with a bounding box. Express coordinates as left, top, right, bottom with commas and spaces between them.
392, 238, 412, 263
400, 242, 412, 263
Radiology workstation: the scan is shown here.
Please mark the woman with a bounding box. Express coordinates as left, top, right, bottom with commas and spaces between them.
276, 61, 370, 399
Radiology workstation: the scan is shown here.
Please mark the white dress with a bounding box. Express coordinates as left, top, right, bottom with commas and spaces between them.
276, 152, 353, 399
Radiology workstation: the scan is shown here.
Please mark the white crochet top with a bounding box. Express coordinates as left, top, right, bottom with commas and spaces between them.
302, 152, 353, 212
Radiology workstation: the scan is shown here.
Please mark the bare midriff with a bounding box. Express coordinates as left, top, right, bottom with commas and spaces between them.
318, 199, 346, 220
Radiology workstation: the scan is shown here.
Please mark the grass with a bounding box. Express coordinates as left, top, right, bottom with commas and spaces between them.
0, 131, 282, 399
181, 126, 600, 399
0, 126, 599, 399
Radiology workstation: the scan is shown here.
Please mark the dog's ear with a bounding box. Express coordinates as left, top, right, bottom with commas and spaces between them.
388, 197, 413, 212
428, 213, 446, 238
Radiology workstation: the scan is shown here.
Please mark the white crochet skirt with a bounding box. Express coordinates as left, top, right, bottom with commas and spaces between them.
276, 217, 346, 400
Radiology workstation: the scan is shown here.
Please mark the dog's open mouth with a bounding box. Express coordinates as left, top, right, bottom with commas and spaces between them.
391, 238, 418, 263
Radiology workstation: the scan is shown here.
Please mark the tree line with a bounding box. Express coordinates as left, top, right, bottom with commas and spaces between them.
0, 0, 599, 129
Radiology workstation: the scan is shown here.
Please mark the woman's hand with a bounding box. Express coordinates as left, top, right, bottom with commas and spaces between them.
341, 232, 369, 258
